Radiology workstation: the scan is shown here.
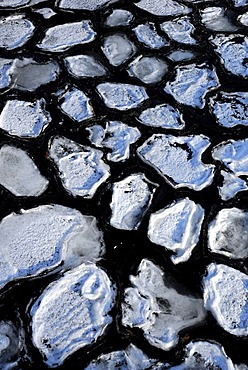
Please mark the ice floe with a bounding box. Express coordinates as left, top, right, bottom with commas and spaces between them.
0, 321, 23, 370
56, 0, 116, 11
238, 12, 248, 26
232, 0, 248, 7
0, 0, 47, 7
138, 103, 185, 129
0, 58, 15, 90
138, 134, 214, 191
218, 170, 248, 200
128, 56, 168, 84
200, 7, 237, 32
0, 15, 35, 50
31, 263, 115, 367
64, 55, 107, 78
135, 0, 191, 17
133, 23, 168, 49
105, 9, 133, 27
87, 121, 141, 162
35, 8, 56, 19
165, 63, 219, 108
102, 34, 136, 67
167, 50, 196, 62
49, 136, 110, 198
58, 87, 94, 122
122, 259, 206, 350
203, 263, 248, 336
161, 17, 197, 45
110, 173, 157, 230
148, 198, 204, 264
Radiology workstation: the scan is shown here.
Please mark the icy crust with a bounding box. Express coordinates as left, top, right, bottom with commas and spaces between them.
38, 21, 96, 52
138, 103, 185, 130
0, 15, 35, 50
0, 204, 104, 290
97, 83, 148, 110
208, 208, 248, 259
64, 55, 107, 79
102, 34, 136, 67
137, 134, 214, 191
200, 7, 237, 32
87, 121, 141, 162
110, 173, 157, 230
122, 259, 206, 351
0, 146, 48, 197
133, 23, 168, 50
128, 56, 168, 84
31, 263, 115, 368
58, 87, 94, 122
0, 99, 51, 138
0, 58, 15, 90
164, 63, 219, 108
56, 0, 116, 10
106, 9, 133, 27
210, 35, 248, 78
203, 263, 248, 336
160, 17, 197, 45
148, 198, 204, 264
49, 136, 110, 198
135, 0, 191, 17
0, 321, 23, 370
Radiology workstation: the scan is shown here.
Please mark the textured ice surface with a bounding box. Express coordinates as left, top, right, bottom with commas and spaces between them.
161, 17, 197, 45
64, 55, 107, 78
0, 15, 35, 50
102, 34, 136, 67
88, 121, 141, 162
106, 9, 133, 27
38, 21, 96, 52
148, 198, 204, 264
59, 87, 94, 122
110, 173, 157, 230
0, 204, 104, 290
138, 103, 185, 130
208, 208, 248, 259
0, 321, 23, 370
97, 83, 148, 110
219, 170, 248, 201
133, 23, 168, 49
31, 263, 115, 367
122, 259, 206, 350
238, 12, 248, 26
135, 0, 191, 16
0, 58, 15, 90
138, 134, 214, 191
167, 50, 196, 62
0, 98, 51, 138
49, 136, 110, 198
232, 0, 248, 7
200, 7, 237, 32
0, 0, 47, 7
0, 145, 48, 197
57, 0, 116, 10
165, 63, 219, 108
128, 56, 168, 84
203, 263, 248, 336
35, 8, 56, 18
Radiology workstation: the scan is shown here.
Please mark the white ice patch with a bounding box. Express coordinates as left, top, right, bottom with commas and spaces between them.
64, 55, 107, 78
56, 0, 117, 10
128, 56, 168, 84
200, 7, 237, 32
35, 8, 56, 19
133, 23, 168, 49
135, 0, 191, 16
58, 87, 94, 122
0, 15, 35, 50
105, 9, 133, 27
161, 17, 197, 45
238, 12, 248, 26
218, 170, 248, 201
102, 34, 136, 67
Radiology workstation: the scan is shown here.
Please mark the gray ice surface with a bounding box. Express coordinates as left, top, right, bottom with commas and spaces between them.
128, 56, 168, 84
59, 86, 94, 122
167, 50, 196, 62
0, 15, 35, 50
64, 55, 107, 78
200, 7, 237, 32
0, 321, 23, 370
161, 17, 197, 45
102, 34, 136, 66
105, 9, 133, 27
133, 23, 168, 49
135, 0, 191, 17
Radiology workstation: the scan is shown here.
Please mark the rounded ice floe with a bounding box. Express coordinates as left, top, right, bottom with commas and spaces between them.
133, 23, 168, 50
164, 63, 219, 108
105, 9, 133, 27
137, 134, 215, 191
0, 58, 15, 90
238, 12, 248, 26
56, 0, 117, 10
167, 50, 196, 62
135, 0, 191, 16
64, 55, 107, 79
49, 136, 110, 198
160, 17, 197, 45
110, 173, 158, 230
218, 170, 248, 201
0, 15, 35, 50
138, 103, 185, 129
58, 87, 94, 122
128, 56, 168, 84
97, 83, 148, 110
203, 263, 248, 336
38, 21, 96, 52
102, 34, 136, 67
148, 198, 204, 264
200, 7, 237, 32
122, 259, 206, 351
0, 204, 104, 290
31, 263, 115, 367
0, 321, 23, 370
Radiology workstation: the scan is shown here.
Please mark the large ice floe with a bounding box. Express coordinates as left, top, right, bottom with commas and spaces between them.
128, 56, 168, 84
64, 55, 107, 79
0, 204, 104, 290
0, 15, 35, 50
135, 0, 191, 16
122, 259, 206, 350
0, 321, 24, 370
102, 34, 136, 67
203, 263, 248, 336
160, 17, 197, 45
31, 263, 115, 367
137, 134, 214, 191
133, 23, 168, 50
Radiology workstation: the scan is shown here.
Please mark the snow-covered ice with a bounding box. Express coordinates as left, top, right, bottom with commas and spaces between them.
64, 55, 107, 78
102, 34, 136, 66
0, 15, 35, 50
133, 23, 168, 49
161, 17, 197, 45
128, 56, 168, 84
218, 170, 248, 201
135, 0, 191, 17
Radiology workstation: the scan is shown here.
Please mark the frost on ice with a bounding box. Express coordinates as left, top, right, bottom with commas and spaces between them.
138, 134, 214, 191
135, 0, 191, 17
128, 56, 168, 84
49, 136, 110, 198
218, 170, 248, 201
133, 23, 168, 50
58, 87, 94, 122
31, 263, 115, 367
203, 263, 248, 336
122, 259, 206, 350
138, 104, 185, 130
57, 0, 117, 11
0, 321, 23, 370
64, 55, 107, 79
105, 9, 133, 27
200, 7, 237, 32
148, 198, 204, 264
0, 15, 35, 50
110, 173, 157, 230
102, 34, 136, 67
160, 17, 197, 45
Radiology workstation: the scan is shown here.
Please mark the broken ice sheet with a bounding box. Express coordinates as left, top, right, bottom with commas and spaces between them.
200, 7, 237, 32
218, 170, 248, 201
110, 173, 157, 230
122, 259, 206, 350
0, 321, 23, 370
203, 263, 248, 336
0, 58, 15, 90
49, 136, 110, 198
58, 87, 94, 122
56, 0, 117, 10
105, 9, 133, 27
160, 17, 197, 45
87, 121, 141, 162
102, 34, 136, 67
0, 15, 35, 50
128, 56, 168, 84
64, 55, 107, 79
135, 0, 191, 16
148, 198, 204, 264
164, 63, 219, 108
138, 134, 214, 191
31, 263, 115, 367
133, 23, 168, 50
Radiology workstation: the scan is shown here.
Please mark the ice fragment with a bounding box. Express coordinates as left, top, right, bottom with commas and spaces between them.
161, 17, 197, 45
102, 34, 136, 66
128, 56, 168, 84
105, 9, 133, 27
133, 23, 168, 49
64, 55, 107, 78
135, 0, 191, 17
218, 170, 248, 200
200, 7, 237, 32
0, 15, 35, 50
57, 0, 117, 10
138, 104, 185, 130
59, 87, 94, 122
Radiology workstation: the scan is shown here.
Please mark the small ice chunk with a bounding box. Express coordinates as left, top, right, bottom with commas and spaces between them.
64, 55, 107, 78
0, 321, 23, 370
57, 0, 116, 10
200, 7, 237, 32
203, 263, 248, 336
138, 134, 214, 191
133, 23, 168, 49
232, 0, 248, 7
31, 263, 115, 367
238, 12, 248, 26
165, 63, 219, 108
102, 34, 136, 66
148, 198, 204, 264
167, 50, 196, 62
0, 58, 15, 90
87, 121, 141, 162
97, 83, 148, 110
0, 98, 51, 138
161, 17, 197, 45
0, 15, 35, 50
35, 8, 56, 19
128, 56, 168, 84
49, 136, 110, 198
122, 259, 206, 350
218, 170, 248, 200
138, 104, 185, 130
135, 0, 191, 16
110, 173, 157, 230
0, 145, 48, 197
105, 9, 133, 27
59, 87, 94, 122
